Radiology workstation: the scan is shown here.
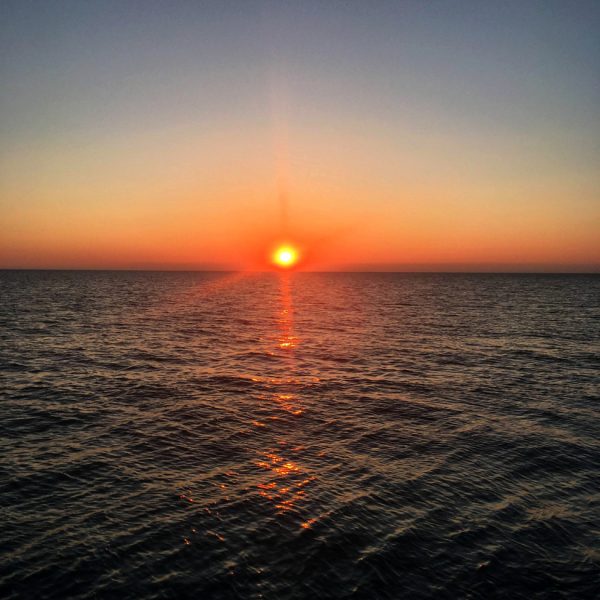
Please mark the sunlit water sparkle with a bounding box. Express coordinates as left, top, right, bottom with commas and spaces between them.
1, 271, 599, 599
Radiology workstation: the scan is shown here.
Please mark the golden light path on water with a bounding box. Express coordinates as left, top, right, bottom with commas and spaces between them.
176, 270, 322, 546
253, 273, 318, 526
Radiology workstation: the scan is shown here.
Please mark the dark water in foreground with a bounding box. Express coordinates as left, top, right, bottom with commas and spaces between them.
1, 271, 599, 599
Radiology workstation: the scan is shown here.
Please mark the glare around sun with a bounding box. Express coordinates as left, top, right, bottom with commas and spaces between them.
273, 245, 298, 268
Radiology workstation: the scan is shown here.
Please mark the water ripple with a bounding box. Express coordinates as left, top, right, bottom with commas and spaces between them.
1, 271, 599, 599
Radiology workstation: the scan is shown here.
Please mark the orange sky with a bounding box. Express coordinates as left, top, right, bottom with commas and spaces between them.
1, 114, 598, 271
1, 3, 599, 271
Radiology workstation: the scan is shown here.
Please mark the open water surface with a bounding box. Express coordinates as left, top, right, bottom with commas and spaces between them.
1, 271, 599, 599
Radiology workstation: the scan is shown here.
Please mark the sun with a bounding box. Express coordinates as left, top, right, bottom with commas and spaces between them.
272, 244, 299, 269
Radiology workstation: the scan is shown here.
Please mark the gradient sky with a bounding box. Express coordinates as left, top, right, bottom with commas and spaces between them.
1, 0, 599, 270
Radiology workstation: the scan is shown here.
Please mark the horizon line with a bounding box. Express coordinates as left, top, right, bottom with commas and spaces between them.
1, 267, 599, 275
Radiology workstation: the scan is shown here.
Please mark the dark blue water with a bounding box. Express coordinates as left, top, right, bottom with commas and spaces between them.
1, 271, 599, 599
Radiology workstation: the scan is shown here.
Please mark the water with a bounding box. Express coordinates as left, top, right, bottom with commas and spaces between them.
1, 271, 599, 599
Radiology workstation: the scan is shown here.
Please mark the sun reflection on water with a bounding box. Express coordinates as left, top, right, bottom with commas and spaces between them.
277, 274, 299, 350
178, 273, 320, 545
251, 274, 317, 524
255, 451, 316, 513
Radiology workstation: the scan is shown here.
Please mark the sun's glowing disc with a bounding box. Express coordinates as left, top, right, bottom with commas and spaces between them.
273, 245, 299, 268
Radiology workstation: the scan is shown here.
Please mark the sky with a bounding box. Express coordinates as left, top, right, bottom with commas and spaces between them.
1, 0, 599, 271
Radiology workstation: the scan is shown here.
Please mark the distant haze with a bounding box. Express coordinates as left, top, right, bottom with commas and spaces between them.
1, 1, 599, 271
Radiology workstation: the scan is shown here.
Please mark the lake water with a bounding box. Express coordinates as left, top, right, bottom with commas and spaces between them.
1, 271, 599, 599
